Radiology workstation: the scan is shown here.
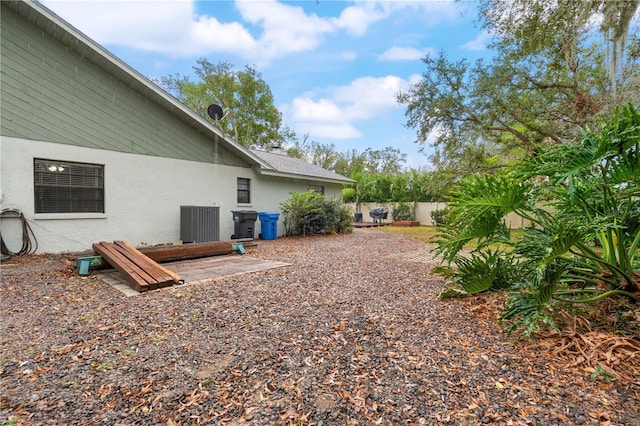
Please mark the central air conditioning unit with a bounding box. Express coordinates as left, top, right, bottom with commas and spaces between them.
180, 206, 220, 243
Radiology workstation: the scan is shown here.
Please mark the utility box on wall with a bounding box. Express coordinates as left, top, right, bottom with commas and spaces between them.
180, 206, 220, 243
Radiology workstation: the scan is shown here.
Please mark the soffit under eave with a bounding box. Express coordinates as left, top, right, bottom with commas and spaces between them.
257, 168, 356, 185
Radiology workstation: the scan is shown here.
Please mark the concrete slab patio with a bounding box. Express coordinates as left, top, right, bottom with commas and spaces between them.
98, 254, 291, 297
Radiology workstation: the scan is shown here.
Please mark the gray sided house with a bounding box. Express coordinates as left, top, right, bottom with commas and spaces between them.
0, 0, 354, 254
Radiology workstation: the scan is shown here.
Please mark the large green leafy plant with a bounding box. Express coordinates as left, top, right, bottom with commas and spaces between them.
434, 104, 639, 336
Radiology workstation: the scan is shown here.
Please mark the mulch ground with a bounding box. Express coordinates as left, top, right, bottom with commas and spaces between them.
1, 229, 638, 425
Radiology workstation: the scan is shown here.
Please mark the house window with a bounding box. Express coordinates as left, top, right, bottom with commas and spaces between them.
34, 159, 104, 213
237, 178, 251, 203
309, 185, 325, 194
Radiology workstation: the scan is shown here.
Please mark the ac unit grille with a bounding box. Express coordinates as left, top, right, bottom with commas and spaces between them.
180, 206, 220, 243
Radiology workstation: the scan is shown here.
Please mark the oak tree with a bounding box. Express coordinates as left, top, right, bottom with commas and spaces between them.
160, 59, 295, 149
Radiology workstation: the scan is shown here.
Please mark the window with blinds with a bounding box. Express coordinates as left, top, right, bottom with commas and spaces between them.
308, 185, 325, 194
237, 178, 251, 204
34, 159, 105, 213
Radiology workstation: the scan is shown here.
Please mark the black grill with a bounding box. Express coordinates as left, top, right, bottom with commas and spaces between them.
369, 207, 388, 223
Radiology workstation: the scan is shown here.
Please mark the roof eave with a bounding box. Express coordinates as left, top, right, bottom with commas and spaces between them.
257, 168, 356, 185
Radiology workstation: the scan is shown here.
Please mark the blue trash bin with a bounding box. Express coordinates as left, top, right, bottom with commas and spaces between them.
258, 212, 280, 240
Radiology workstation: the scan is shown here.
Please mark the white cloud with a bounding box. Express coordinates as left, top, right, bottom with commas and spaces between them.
378, 46, 434, 61
42, 0, 467, 65
461, 31, 491, 51
291, 98, 344, 122
42, 0, 261, 57
289, 75, 412, 140
233, 0, 334, 61
331, 0, 463, 36
304, 123, 363, 139
405, 152, 431, 170
331, 2, 391, 35
43, 0, 197, 52
42, 0, 334, 63
334, 75, 406, 119
342, 51, 357, 61
427, 125, 445, 144
412, 0, 462, 25
41, 0, 385, 64
407, 73, 423, 86
367, 0, 463, 26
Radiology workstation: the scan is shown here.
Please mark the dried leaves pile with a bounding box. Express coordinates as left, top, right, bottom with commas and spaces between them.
1, 230, 638, 425
532, 306, 640, 386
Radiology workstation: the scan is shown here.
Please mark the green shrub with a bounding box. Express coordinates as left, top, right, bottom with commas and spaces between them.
342, 187, 357, 202
281, 190, 353, 236
430, 207, 451, 226
392, 202, 414, 221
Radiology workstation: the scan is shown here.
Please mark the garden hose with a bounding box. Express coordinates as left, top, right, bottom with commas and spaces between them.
0, 208, 38, 256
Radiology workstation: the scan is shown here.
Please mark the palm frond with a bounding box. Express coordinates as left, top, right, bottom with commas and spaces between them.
501, 290, 559, 338
434, 174, 532, 262
450, 249, 520, 294
433, 212, 504, 262
452, 253, 498, 294
448, 174, 531, 223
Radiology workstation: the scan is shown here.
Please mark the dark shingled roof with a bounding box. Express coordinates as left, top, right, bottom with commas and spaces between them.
251, 150, 355, 184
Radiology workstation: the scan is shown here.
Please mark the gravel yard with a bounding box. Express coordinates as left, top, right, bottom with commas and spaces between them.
1, 229, 639, 425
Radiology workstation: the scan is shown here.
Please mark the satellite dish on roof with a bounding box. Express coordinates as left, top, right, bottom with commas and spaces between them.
207, 104, 224, 121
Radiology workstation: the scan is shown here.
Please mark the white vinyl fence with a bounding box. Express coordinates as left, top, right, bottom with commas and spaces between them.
345, 202, 533, 228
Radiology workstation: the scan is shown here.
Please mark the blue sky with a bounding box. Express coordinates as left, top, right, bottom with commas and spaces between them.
41, 0, 492, 169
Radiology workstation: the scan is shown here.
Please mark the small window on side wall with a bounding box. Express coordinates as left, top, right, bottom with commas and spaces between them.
237, 178, 251, 203
34, 159, 105, 213
309, 185, 325, 194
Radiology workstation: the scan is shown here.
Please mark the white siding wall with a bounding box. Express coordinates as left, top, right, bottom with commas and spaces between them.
1, 137, 343, 254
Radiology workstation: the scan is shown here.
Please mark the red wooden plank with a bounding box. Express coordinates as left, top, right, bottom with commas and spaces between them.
95, 242, 152, 290
93, 242, 150, 292
140, 241, 236, 262
111, 242, 172, 289
117, 241, 183, 285
102, 242, 159, 287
